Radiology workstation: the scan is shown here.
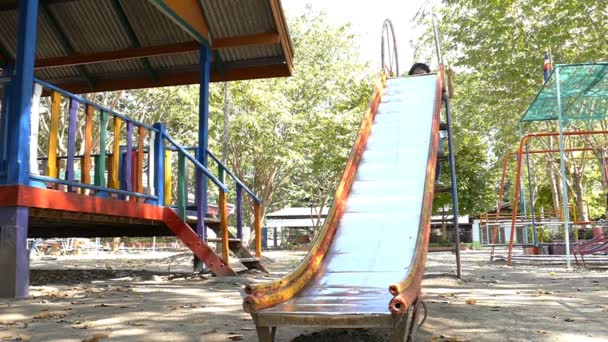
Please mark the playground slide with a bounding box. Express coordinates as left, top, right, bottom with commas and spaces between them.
244, 72, 443, 339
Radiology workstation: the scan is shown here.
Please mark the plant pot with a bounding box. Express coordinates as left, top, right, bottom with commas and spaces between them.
523, 247, 539, 255
548, 242, 566, 255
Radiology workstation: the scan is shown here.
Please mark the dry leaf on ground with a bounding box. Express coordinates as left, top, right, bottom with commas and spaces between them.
81, 332, 110, 342
33, 311, 68, 319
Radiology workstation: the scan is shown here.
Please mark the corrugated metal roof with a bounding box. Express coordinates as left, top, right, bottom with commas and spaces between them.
0, 0, 292, 92
203, 0, 276, 38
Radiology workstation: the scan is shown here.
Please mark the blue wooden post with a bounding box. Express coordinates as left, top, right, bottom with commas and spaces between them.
152, 123, 165, 205
0, 64, 13, 184
6, 0, 38, 186
192, 46, 211, 273
65, 99, 78, 192
196, 46, 211, 239
236, 184, 243, 239
0, 0, 38, 299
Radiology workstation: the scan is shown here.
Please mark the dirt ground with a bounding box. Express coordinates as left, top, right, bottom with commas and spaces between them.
1, 249, 607, 341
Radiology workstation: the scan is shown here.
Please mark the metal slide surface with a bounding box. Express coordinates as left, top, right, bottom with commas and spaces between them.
260, 74, 438, 316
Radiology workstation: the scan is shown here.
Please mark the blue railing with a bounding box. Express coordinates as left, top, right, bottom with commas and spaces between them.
27, 78, 264, 260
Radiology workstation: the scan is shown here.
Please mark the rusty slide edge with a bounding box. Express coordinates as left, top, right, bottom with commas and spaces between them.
388, 68, 444, 315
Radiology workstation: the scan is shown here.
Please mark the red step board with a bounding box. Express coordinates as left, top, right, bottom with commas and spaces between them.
0, 185, 237, 277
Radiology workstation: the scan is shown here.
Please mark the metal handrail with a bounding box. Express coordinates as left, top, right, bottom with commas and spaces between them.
162, 131, 228, 192
30, 174, 157, 200
380, 19, 399, 76
34, 78, 156, 131
207, 149, 261, 203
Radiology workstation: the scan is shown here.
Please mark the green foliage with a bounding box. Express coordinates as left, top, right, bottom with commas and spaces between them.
419, 0, 608, 216
207, 10, 372, 227
91, 10, 373, 233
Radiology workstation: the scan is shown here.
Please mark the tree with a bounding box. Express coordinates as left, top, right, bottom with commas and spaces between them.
415, 0, 608, 218
212, 10, 373, 238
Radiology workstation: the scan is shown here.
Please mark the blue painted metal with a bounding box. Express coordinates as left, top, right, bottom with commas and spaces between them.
30, 174, 158, 200
236, 184, 243, 239
6, 0, 38, 185
124, 121, 133, 194
152, 122, 166, 206
34, 79, 155, 131
208, 150, 261, 203
65, 99, 78, 192
197, 45, 211, 239
555, 67, 572, 268
443, 92, 462, 279
0, 64, 13, 182
163, 132, 226, 190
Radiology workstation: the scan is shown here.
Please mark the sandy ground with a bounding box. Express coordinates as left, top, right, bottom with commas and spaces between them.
0, 249, 607, 341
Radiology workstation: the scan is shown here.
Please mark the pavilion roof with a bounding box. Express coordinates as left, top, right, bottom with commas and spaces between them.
0, 0, 293, 93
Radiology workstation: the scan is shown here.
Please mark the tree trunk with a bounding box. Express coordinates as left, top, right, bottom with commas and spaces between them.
547, 159, 561, 217
570, 167, 588, 224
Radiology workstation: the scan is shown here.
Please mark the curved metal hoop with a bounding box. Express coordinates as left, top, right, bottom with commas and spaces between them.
381, 19, 399, 76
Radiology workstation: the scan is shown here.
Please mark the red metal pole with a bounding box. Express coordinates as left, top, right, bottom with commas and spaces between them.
507, 137, 527, 265
506, 130, 608, 265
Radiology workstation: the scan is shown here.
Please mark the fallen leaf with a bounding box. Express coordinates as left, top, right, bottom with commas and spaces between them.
564, 318, 575, 322
228, 335, 244, 341
81, 333, 110, 342
200, 329, 218, 335
537, 330, 547, 334
128, 322, 147, 326
465, 299, 477, 305
33, 311, 68, 319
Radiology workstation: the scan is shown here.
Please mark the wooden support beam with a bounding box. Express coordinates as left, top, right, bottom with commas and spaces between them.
109, 117, 122, 189
51, 64, 291, 94
220, 190, 229, 264
214, 32, 280, 49
35, 33, 281, 69
46, 91, 61, 178
268, 0, 294, 74
255, 203, 262, 258
148, 0, 211, 46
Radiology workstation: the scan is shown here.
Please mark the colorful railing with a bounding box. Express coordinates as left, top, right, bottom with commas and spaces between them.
29, 79, 263, 262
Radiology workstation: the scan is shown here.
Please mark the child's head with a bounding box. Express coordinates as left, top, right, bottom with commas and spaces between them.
408, 63, 431, 75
